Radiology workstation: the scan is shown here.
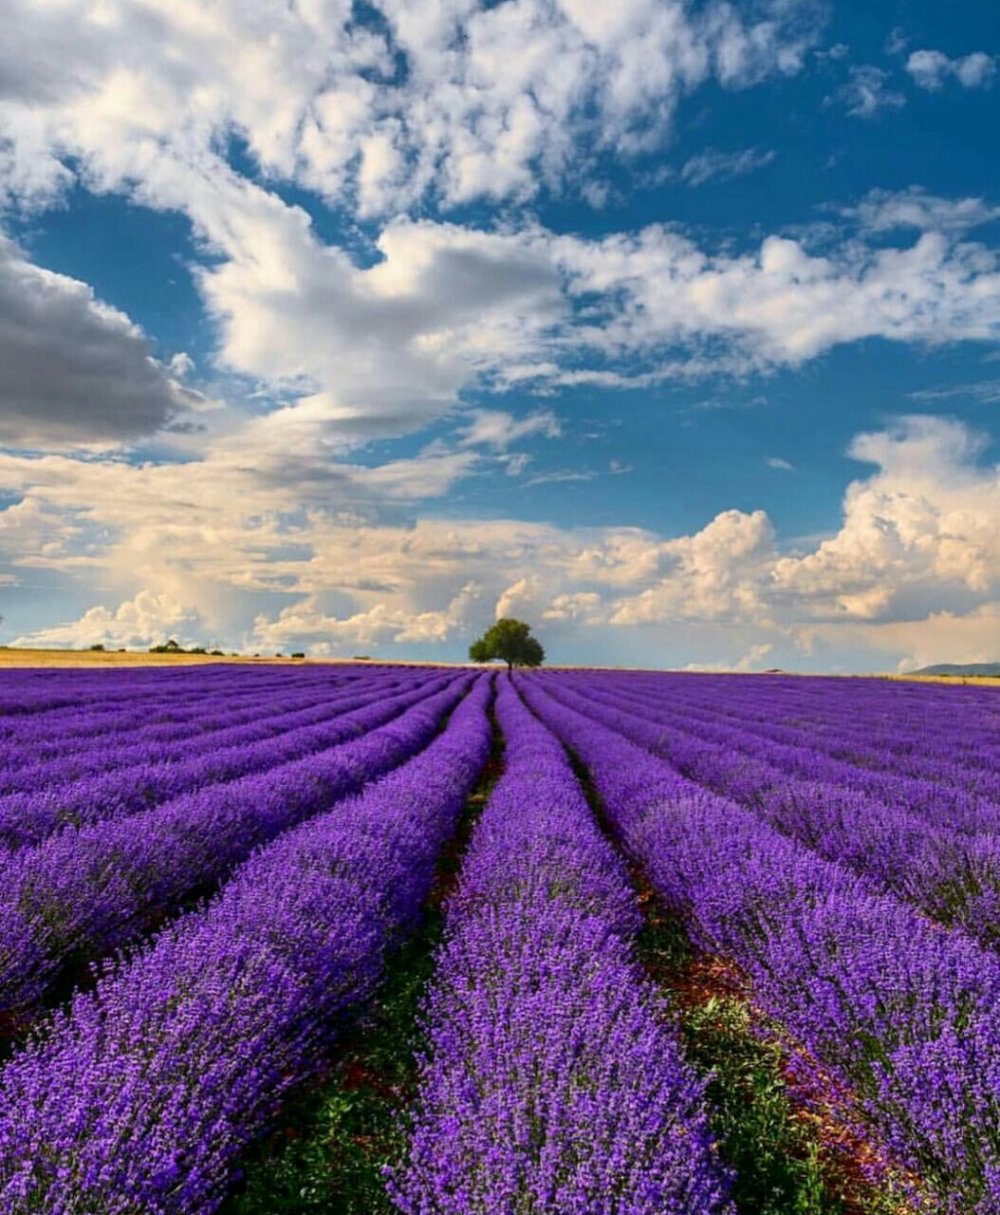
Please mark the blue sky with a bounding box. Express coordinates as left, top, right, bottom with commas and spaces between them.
0, 0, 998, 671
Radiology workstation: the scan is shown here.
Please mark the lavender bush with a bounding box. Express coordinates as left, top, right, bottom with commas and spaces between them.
521, 675, 1000, 1215
0, 677, 492, 1213
0, 673, 471, 1017
389, 678, 732, 1215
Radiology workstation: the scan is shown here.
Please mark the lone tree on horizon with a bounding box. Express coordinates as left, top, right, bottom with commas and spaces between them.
469, 617, 545, 672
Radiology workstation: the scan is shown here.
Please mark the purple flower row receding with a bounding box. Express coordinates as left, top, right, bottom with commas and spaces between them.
0, 670, 413, 795
0, 676, 493, 1214
0, 663, 334, 724
583, 671, 1000, 798
565, 673, 1000, 817
520, 675, 1000, 1215
389, 677, 732, 1215
0, 672, 472, 1018
0, 665, 346, 753
542, 676, 1000, 949
0, 670, 447, 852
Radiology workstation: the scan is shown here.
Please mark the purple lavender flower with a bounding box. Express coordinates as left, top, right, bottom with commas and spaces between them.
389, 679, 732, 1215
521, 673, 1000, 1214
0, 677, 493, 1213
0, 672, 472, 1017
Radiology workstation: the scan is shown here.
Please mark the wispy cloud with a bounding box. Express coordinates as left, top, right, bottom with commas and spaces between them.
680, 147, 776, 187
525, 460, 632, 488
458, 409, 561, 450
524, 470, 598, 487
842, 187, 1000, 234
831, 66, 906, 118
908, 380, 1000, 405
767, 456, 795, 471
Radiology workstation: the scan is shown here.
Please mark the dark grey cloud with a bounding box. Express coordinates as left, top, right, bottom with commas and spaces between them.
0, 238, 194, 446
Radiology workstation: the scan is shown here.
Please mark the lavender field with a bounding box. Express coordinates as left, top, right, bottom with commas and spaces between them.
0, 663, 998, 1215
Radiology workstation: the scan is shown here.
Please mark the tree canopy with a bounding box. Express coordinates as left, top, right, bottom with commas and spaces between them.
468, 618, 545, 671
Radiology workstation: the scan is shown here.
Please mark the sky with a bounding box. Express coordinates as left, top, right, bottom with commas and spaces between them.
0, 0, 998, 672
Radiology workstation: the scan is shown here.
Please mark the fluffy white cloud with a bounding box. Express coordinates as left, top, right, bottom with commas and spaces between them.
0, 415, 998, 670
14, 590, 199, 650
8, 197, 999, 456
164, 207, 1000, 445
0, 238, 203, 447
906, 49, 996, 92
771, 417, 1000, 621
197, 215, 565, 446
197, 209, 1000, 446
833, 604, 1000, 673
0, 0, 822, 218
551, 224, 1000, 367
610, 509, 777, 626
252, 582, 482, 651
1, 0, 995, 457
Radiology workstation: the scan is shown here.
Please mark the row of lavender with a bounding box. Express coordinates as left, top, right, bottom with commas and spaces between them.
0, 677, 494, 1211
0, 667, 452, 790
0, 667, 470, 1019
586, 672, 1000, 807
0, 669, 737, 1214
0, 671, 427, 849
521, 673, 1000, 1213
544, 673, 1000, 948
391, 679, 731, 1214
0, 664, 351, 719
0, 673, 391, 790
608, 671, 1000, 796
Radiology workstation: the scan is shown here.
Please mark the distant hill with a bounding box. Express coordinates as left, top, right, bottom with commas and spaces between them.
912, 662, 1000, 677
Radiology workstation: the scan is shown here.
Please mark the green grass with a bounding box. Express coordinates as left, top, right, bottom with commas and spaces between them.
222, 916, 444, 1215
684, 993, 833, 1214
637, 910, 837, 1215
639, 909, 910, 1215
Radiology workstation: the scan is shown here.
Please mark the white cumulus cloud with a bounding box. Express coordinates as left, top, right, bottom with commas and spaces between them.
14, 590, 199, 651
906, 49, 996, 91
0, 0, 824, 217
0, 415, 998, 672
